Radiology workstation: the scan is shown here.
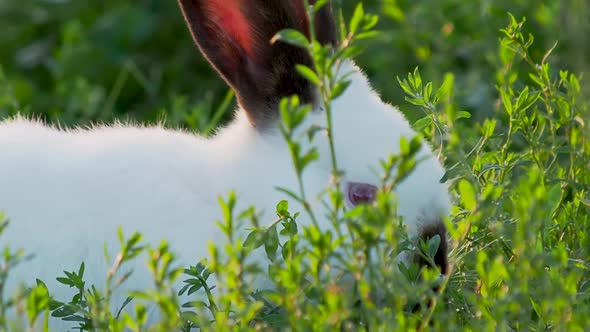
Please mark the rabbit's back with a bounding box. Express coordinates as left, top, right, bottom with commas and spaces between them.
0, 119, 224, 301
0, 114, 305, 297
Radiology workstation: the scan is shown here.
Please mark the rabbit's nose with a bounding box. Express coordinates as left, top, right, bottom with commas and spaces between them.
416, 220, 448, 275
347, 182, 378, 206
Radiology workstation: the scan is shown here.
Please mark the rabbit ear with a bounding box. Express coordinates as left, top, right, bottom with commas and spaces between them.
310, 0, 338, 46
178, 0, 337, 129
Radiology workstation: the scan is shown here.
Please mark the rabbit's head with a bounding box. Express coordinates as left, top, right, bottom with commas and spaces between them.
178, 0, 451, 273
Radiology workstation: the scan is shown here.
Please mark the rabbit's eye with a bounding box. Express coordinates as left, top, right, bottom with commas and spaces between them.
347, 182, 378, 206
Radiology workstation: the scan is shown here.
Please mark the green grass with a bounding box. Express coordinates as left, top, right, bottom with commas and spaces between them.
1, 1, 589, 331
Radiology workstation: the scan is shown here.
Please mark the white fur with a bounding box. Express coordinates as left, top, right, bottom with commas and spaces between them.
0, 61, 450, 329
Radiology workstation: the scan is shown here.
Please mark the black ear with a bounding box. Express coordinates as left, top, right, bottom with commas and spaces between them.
310, 0, 338, 46
177, 0, 337, 129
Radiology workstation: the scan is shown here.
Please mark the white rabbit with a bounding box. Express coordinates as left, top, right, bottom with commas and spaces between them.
0, 0, 451, 329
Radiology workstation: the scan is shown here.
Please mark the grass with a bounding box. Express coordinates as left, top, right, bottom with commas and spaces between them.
1, 0, 589, 331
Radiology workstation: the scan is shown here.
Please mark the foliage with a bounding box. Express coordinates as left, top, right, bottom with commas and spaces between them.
0, 0, 589, 331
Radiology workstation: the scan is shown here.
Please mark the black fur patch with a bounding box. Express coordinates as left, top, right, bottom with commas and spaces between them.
178, 0, 337, 129
416, 220, 448, 275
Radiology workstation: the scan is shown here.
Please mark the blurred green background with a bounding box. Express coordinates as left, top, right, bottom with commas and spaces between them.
0, 0, 588, 131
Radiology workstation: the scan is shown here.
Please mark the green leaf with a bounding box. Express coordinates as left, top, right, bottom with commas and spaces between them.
181, 310, 202, 324
361, 15, 379, 31
500, 89, 513, 116
424, 82, 433, 102
354, 30, 380, 41
409, 136, 423, 155
569, 73, 581, 93
77, 262, 85, 278
410, 67, 422, 91
291, 104, 312, 129
181, 300, 208, 308
349, 3, 364, 34
458, 179, 477, 211
404, 96, 426, 107
397, 77, 413, 96
244, 230, 265, 250
482, 119, 497, 138
56, 277, 74, 287
413, 116, 432, 131
276, 200, 290, 218
530, 298, 542, 320
296, 65, 320, 86
399, 136, 409, 156
455, 111, 471, 120
428, 234, 441, 258
330, 80, 351, 100
547, 184, 562, 216
515, 87, 540, 113
265, 226, 279, 261
300, 148, 319, 170
275, 187, 305, 205
313, 0, 329, 11
307, 124, 324, 142
271, 29, 309, 48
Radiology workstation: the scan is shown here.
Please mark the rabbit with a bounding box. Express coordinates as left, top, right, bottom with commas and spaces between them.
0, 0, 451, 329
